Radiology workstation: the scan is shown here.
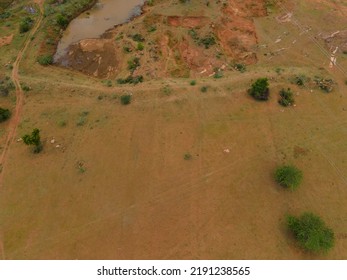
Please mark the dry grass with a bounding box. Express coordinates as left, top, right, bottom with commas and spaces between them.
0, 0, 347, 259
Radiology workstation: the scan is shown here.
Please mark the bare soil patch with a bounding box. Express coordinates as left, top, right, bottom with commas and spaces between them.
0, 34, 13, 48
57, 0, 268, 78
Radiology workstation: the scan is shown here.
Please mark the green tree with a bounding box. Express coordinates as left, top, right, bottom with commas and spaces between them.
22, 128, 42, 153
56, 14, 69, 29
287, 212, 335, 252
0, 107, 11, 122
248, 78, 270, 101
275, 165, 303, 190
19, 17, 33, 33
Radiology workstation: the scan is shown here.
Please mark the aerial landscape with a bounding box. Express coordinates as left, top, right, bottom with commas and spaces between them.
0, 0, 346, 259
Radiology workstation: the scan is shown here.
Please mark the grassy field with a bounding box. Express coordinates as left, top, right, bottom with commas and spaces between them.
0, 0, 347, 259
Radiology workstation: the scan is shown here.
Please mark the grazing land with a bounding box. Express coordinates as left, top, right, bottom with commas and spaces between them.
0, 0, 347, 259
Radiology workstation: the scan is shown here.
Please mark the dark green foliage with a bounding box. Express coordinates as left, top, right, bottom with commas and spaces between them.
248, 78, 269, 101
213, 70, 223, 79
37, 55, 53, 65
199, 35, 216, 49
123, 46, 132, 53
234, 63, 246, 73
291, 75, 309, 86
22, 128, 42, 153
137, 42, 144, 51
120, 94, 132, 105
184, 153, 192, 160
188, 29, 199, 41
190, 80, 196, 86
19, 17, 34, 33
131, 33, 145, 42
0, 76, 15, 96
0, 11, 11, 19
56, 14, 69, 29
278, 88, 294, 107
200, 86, 208, 93
116, 75, 143, 85
275, 165, 303, 190
0, 107, 11, 122
147, 25, 156, 32
127, 57, 140, 73
287, 212, 335, 252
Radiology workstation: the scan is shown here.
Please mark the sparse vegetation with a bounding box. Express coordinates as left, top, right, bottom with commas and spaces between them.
287, 212, 335, 252
234, 63, 246, 73
248, 78, 270, 101
0, 76, 15, 97
131, 33, 145, 42
314, 77, 334, 93
37, 55, 53, 66
278, 88, 295, 107
120, 94, 132, 105
128, 57, 140, 73
199, 35, 216, 49
184, 153, 192, 160
116, 75, 143, 85
291, 75, 309, 87
275, 165, 303, 190
200, 86, 208, 93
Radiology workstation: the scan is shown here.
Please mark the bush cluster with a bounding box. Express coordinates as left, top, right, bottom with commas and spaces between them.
287, 213, 335, 252
275, 165, 303, 190
278, 88, 295, 107
0, 107, 11, 122
248, 78, 269, 101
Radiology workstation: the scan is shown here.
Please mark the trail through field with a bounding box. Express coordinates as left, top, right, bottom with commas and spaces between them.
0, 0, 44, 259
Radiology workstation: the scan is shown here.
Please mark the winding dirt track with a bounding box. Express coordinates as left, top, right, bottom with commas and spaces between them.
0, 1, 44, 259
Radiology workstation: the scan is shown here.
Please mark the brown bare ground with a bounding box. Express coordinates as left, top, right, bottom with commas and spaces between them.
0, 34, 13, 48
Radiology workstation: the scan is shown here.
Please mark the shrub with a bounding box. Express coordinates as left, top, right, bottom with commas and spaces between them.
0, 107, 11, 122
234, 63, 246, 73
248, 78, 269, 101
199, 35, 216, 49
190, 80, 196, 86
56, 14, 69, 29
184, 153, 192, 160
116, 75, 143, 85
287, 212, 335, 252
291, 75, 309, 86
120, 94, 132, 105
131, 33, 145, 42
19, 17, 33, 33
200, 86, 208, 93
37, 55, 53, 66
275, 165, 303, 190
137, 42, 144, 51
22, 128, 42, 153
127, 57, 140, 73
278, 88, 294, 107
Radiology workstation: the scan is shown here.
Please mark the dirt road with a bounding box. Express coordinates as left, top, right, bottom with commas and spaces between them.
0, 0, 44, 259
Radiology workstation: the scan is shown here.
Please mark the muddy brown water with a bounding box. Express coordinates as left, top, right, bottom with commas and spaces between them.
54, 0, 145, 62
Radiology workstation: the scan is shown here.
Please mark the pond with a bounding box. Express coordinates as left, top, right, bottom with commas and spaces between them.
54, 0, 145, 61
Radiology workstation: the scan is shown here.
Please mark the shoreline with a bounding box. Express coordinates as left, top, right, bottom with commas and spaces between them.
54, 0, 148, 63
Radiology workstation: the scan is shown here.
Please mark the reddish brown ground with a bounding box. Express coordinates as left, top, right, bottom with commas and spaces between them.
59, 0, 267, 78
0, 34, 13, 48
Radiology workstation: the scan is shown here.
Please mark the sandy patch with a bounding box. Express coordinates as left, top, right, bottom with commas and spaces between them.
0, 34, 13, 48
